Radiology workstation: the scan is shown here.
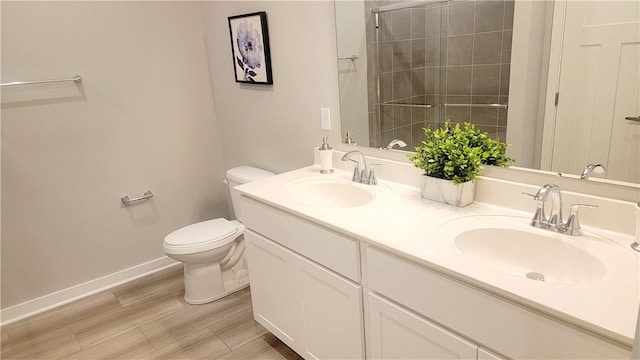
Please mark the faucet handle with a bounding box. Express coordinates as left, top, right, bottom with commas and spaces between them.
522, 192, 547, 227
564, 204, 598, 236
570, 203, 598, 209
348, 159, 361, 182
366, 164, 381, 185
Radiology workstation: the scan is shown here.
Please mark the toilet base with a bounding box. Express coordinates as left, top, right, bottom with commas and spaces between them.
183, 262, 250, 305
184, 279, 249, 304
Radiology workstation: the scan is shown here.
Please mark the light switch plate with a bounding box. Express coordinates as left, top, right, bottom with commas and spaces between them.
320, 108, 331, 131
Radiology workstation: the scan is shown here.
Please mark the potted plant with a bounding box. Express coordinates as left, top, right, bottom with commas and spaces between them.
408, 120, 515, 207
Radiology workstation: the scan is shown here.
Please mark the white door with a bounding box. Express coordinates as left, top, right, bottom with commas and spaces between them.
295, 253, 364, 360
545, 1, 640, 182
245, 231, 301, 351
368, 293, 477, 360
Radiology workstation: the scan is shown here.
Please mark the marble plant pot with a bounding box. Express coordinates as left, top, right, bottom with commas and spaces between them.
420, 175, 475, 207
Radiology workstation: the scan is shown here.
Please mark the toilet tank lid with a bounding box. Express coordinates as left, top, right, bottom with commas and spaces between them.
226, 166, 275, 184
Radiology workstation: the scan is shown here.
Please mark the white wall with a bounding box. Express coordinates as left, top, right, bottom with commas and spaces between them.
202, 1, 342, 174
505, 1, 551, 169
1, 2, 228, 309
335, 0, 369, 146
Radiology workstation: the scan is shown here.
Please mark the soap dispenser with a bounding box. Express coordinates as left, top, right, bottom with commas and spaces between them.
319, 137, 334, 174
344, 132, 357, 145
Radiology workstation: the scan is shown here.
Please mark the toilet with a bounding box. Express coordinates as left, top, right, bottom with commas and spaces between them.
162, 166, 275, 304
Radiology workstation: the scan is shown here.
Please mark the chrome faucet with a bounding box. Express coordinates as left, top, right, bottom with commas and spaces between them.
534, 184, 563, 229
580, 163, 606, 180
523, 183, 597, 235
340, 150, 378, 185
384, 139, 407, 150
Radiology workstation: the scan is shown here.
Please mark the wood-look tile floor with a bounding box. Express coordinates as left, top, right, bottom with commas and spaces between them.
1, 266, 303, 360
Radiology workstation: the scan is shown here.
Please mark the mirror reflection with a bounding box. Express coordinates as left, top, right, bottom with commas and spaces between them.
335, 0, 639, 184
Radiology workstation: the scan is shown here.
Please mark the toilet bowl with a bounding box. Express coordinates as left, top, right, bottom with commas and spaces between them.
162, 166, 274, 304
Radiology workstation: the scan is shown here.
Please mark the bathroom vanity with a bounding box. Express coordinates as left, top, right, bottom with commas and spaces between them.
242, 199, 364, 359
235, 158, 639, 359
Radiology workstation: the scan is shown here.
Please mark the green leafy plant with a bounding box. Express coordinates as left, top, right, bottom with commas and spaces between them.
408, 120, 515, 185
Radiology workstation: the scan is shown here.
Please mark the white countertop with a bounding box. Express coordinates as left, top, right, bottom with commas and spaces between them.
235, 165, 640, 346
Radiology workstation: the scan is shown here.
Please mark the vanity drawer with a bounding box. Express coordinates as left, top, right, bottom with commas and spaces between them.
240, 196, 361, 282
366, 246, 630, 359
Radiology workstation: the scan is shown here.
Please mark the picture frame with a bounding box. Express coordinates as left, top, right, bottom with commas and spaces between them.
228, 11, 273, 85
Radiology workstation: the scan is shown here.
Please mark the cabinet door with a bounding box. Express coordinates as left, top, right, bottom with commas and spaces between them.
295, 253, 364, 360
368, 293, 477, 360
245, 230, 300, 351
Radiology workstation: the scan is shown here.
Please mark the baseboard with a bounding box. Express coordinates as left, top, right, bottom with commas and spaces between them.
0, 256, 180, 326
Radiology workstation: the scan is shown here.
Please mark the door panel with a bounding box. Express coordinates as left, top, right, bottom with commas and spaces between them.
296, 254, 364, 360
245, 231, 300, 349
550, 1, 639, 182
368, 293, 477, 360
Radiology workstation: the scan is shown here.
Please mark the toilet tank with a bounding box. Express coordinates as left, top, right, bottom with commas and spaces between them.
226, 166, 275, 221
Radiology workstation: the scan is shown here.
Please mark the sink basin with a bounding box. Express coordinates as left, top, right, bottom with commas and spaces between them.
437, 216, 608, 284
284, 177, 389, 208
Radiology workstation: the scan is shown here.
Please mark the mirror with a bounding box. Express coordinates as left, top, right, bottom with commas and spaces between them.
335, 0, 639, 184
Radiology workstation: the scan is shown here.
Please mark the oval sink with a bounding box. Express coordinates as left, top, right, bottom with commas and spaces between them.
438, 216, 608, 284
285, 178, 384, 208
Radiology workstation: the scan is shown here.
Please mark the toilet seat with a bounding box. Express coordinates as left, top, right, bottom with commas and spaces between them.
163, 218, 243, 255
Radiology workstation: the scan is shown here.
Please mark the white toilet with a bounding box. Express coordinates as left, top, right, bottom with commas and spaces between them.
162, 166, 274, 304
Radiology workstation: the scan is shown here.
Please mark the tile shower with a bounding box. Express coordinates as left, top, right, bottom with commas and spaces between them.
364, 0, 514, 148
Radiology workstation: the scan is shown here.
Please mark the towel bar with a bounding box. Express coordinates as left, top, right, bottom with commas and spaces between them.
1, 74, 83, 87
121, 191, 153, 206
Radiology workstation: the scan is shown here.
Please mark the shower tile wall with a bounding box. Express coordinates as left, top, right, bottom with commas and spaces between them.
365, 0, 514, 149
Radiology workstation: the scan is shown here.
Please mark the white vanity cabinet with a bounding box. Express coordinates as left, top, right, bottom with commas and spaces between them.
236, 175, 632, 360
241, 197, 365, 360
366, 246, 631, 359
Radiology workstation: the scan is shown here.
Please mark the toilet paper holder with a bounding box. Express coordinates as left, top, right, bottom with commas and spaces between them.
121, 190, 153, 206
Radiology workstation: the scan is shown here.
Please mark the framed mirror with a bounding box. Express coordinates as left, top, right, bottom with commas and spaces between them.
335, 0, 639, 185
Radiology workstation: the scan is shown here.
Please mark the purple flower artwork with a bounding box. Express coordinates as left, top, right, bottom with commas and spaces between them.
228, 12, 273, 85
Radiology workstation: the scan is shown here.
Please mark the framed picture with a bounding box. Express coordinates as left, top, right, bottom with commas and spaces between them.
228, 11, 273, 85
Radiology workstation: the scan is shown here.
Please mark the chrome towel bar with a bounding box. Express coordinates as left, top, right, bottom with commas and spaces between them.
380, 102, 439, 108
121, 191, 153, 206
379, 102, 508, 109
443, 103, 508, 109
1, 74, 83, 87
338, 55, 359, 61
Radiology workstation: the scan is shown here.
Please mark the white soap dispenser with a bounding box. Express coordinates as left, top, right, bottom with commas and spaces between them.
344, 132, 357, 145
319, 137, 334, 174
